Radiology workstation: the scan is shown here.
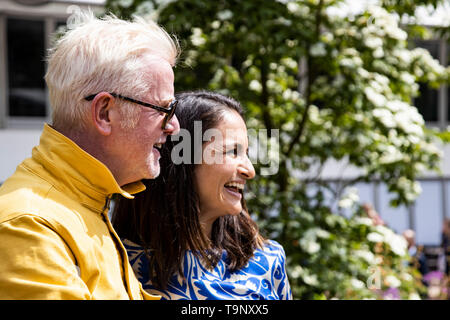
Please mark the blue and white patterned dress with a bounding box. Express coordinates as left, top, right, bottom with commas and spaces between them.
123, 239, 292, 300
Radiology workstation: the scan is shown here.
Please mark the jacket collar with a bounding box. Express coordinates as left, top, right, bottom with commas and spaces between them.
31, 124, 146, 213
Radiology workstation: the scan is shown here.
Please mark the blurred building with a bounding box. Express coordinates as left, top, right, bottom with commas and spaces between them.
0, 0, 449, 252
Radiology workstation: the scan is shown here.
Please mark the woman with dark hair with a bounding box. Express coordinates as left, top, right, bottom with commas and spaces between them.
112, 91, 292, 300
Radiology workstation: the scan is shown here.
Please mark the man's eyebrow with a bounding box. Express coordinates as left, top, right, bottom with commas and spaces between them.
159, 99, 173, 108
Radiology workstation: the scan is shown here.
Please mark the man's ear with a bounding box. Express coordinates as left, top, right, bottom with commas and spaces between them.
90, 92, 116, 136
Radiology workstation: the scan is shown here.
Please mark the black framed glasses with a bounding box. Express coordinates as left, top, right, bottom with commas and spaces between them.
84, 92, 177, 129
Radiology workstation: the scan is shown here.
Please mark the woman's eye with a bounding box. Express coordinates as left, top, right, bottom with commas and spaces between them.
226, 148, 238, 156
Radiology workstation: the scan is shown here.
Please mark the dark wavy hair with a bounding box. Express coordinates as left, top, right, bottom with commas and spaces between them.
112, 90, 265, 289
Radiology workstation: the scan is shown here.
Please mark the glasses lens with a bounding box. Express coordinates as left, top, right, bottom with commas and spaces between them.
162, 100, 177, 129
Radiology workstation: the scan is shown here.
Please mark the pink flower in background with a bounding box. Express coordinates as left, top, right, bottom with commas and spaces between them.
423, 271, 444, 284
383, 287, 400, 300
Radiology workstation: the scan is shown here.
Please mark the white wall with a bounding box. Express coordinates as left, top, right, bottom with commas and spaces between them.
0, 127, 42, 182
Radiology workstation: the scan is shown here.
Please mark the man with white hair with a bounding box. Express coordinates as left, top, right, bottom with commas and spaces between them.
0, 12, 180, 299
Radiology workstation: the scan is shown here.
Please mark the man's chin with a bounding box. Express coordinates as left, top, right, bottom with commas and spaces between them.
146, 165, 161, 180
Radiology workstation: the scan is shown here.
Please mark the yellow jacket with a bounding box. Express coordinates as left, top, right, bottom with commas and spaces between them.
0, 124, 159, 300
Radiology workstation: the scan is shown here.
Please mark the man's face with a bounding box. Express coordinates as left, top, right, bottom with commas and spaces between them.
115, 55, 179, 185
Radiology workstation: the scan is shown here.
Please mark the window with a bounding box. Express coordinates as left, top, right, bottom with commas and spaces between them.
413, 40, 440, 123
7, 18, 46, 118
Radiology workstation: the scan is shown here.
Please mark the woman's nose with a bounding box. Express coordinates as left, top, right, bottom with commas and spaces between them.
238, 156, 256, 180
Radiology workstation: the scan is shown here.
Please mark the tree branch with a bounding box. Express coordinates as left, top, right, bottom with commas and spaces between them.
260, 58, 274, 133
286, 0, 324, 156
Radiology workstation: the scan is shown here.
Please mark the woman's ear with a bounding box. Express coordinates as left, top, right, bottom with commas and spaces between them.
90, 92, 115, 136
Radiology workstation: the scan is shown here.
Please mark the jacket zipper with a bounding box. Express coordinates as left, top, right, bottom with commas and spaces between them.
101, 195, 133, 299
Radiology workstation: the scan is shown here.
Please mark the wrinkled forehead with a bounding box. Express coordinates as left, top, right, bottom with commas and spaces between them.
140, 55, 174, 83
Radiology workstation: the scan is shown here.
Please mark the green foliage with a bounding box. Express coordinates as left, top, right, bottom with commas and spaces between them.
435, 130, 450, 143
106, 0, 450, 299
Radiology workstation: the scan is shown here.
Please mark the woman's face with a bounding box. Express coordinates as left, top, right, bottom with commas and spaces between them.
194, 110, 255, 226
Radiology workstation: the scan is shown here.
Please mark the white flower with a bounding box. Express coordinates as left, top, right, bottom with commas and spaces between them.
396, 176, 410, 191
190, 28, 206, 46
217, 10, 233, 21
211, 20, 221, 29
308, 105, 321, 124
369, 80, 384, 93
338, 187, 359, 209
373, 73, 390, 87
373, 108, 395, 128
135, 1, 155, 15
412, 181, 422, 195
385, 100, 403, 112
387, 27, 407, 41
373, 47, 384, 58
393, 49, 412, 64
414, 162, 426, 172
290, 265, 303, 279
419, 140, 442, 157
408, 292, 421, 300
367, 232, 383, 243
303, 274, 319, 286
342, 48, 358, 56
282, 89, 293, 101
249, 80, 262, 93
364, 87, 386, 107
281, 57, 298, 69
385, 275, 401, 288
118, 0, 133, 8
287, 2, 301, 14
304, 227, 331, 240
401, 273, 413, 282
350, 278, 365, 289
375, 225, 408, 256
300, 238, 321, 254
310, 42, 327, 57
355, 217, 373, 226
357, 67, 370, 79
155, 0, 175, 6
387, 129, 403, 147
321, 32, 334, 43
266, 79, 281, 92
400, 72, 415, 85
354, 250, 376, 265
339, 58, 353, 68
364, 36, 383, 49
379, 145, 403, 164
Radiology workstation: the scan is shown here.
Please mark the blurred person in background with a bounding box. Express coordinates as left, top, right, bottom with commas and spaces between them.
403, 229, 428, 277
441, 218, 450, 276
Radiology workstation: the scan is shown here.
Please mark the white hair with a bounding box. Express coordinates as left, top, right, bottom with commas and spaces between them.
45, 11, 180, 131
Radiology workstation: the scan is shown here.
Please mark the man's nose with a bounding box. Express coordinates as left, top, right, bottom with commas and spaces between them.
163, 114, 180, 135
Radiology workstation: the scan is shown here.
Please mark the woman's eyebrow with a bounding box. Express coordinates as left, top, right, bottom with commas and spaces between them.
223, 143, 248, 152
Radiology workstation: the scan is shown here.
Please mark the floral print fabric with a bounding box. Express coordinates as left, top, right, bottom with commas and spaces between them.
123, 239, 292, 300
